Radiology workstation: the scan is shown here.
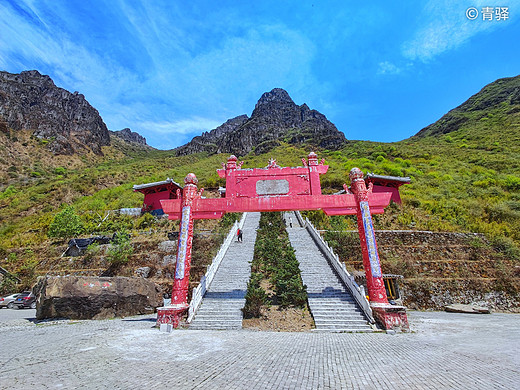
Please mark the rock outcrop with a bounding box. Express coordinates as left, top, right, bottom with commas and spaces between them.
176, 115, 249, 155
110, 127, 148, 146
34, 276, 163, 320
176, 88, 346, 156
0, 70, 110, 155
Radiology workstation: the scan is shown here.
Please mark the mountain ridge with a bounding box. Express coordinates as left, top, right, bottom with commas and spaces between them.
0, 70, 111, 155
175, 88, 346, 156
414, 74, 520, 138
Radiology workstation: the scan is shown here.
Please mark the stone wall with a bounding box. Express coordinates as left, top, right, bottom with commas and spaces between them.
326, 230, 520, 312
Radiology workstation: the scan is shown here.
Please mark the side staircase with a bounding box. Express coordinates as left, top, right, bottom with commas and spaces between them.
285, 212, 374, 332
189, 212, 261, 330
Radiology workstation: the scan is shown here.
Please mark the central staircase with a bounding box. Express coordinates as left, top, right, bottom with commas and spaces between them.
285, 212, 373, 332
190, 211, 372, 332
189, 212, 261, 330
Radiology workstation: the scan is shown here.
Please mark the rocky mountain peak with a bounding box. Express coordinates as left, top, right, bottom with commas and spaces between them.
255, 88, 294, 108
0, 70, 110, 155
110, 128, 147, 145
176, 88, 346, 156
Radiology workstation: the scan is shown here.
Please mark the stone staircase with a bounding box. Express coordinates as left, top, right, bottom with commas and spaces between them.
189, 212, 261, 330
285, 212, 373, 332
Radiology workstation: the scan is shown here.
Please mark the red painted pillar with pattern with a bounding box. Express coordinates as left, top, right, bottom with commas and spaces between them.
156, 173, 202, 329
349, 168, 389, 304
349, 167, 409, 331
307, 152, 322, 195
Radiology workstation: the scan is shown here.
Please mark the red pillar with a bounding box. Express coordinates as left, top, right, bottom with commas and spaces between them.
307, 152, 322, 195
157, 173, 200, 329
349, 167, 409, 331
223, 155, 238, 197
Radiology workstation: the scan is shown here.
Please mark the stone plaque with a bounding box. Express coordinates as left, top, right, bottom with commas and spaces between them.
256, 179, 289, 195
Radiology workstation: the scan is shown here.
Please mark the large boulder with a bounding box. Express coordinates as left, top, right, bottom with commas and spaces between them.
34, 276, 163, 320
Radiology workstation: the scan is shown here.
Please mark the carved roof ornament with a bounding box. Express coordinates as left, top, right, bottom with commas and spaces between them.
225, 155, 238, 170
349, 167, 364, 182
184, 173, 198, 185
308, 151, 319, 166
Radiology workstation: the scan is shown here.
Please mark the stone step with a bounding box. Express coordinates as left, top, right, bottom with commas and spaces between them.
310, 309, 362, 315
312, 312, 364, 318
314, 324, 372, 330
194, 312, 242, 317
312, 328, 374, 333
190, 324, 242, 330
285, 211, 372, 333
197, 301, 246, 305
190, 212, 261, 330
308, 299, 358, 304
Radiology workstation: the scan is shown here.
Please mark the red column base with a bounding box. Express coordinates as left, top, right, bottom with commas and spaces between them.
371, 303, 410, 332
156, 304, 189, 331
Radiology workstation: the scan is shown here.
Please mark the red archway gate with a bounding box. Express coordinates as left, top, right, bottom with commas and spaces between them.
157, 152, 409, 331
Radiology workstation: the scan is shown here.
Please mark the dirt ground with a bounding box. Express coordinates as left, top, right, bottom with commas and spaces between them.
242, 305, 315, 331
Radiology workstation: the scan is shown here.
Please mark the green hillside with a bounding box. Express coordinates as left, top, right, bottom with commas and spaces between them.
1, 134, 519, 290
1, 77, 520, 297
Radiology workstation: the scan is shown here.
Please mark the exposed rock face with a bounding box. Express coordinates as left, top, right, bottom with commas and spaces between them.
110, 127, 148, 145
415, 75, 520, 137
176, 115, 249, 155
34, 276, 163, 320
176, 88, 346, 156
0, 70, 110, 155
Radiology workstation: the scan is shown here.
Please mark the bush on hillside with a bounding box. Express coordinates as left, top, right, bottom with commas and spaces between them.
48, 206, 84, 239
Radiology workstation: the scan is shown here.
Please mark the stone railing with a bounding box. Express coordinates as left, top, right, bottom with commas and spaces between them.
294, 209, 305, 227
296, 211, 374, 324
187, 213, 247, 323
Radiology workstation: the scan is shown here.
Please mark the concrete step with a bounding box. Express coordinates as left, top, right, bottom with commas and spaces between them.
285, 211, 372, 333
312, 328, 374, 333
189, 212, 260, 330
190, 324, 242, 330
316, 322, 372, 330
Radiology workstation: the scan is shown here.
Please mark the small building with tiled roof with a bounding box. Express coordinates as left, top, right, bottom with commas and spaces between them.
336, 173, 410, 204
133, 178, 182, 215
365, 173, 411, 204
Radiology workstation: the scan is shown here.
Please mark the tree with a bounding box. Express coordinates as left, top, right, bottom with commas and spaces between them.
48, 206, 84, 239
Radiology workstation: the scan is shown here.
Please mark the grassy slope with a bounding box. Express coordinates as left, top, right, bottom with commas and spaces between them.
1, 99, 519, 292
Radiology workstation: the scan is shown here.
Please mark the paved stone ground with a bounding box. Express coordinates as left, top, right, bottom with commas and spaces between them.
0, 309, 518, 389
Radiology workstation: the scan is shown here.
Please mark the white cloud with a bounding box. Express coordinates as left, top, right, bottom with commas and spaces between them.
377, 61, 402, 75
0, 2, 322, 148
138, 117, 222, 136
401, 0, 519, 62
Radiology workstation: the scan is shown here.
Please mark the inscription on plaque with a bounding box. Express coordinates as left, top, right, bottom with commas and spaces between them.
256, 179, 289, 195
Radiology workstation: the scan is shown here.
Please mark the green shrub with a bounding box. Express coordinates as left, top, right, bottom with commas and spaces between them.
504, 175, 520, 191
243, 272, 268, 318
54, 167, 67, 175
48, 206, 84, 239
134, 213, 156, 229
0, 185, 17, 200
0, 273, 17, 295
84, 242, 101, 262
107, 230, 133, 265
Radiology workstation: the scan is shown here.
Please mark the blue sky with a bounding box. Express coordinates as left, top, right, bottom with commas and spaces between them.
1, 1, 519, 150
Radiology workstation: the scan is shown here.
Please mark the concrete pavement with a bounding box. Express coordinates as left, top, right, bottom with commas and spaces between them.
0, 309, 518, 389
